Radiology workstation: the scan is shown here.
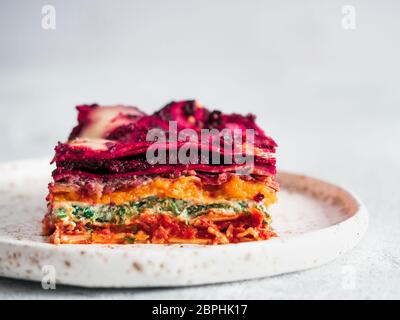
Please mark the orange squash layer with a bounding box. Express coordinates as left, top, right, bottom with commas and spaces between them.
51, 175, 278, 205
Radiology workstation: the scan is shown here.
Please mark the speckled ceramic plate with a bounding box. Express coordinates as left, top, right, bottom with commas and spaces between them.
0, 158, 368, 288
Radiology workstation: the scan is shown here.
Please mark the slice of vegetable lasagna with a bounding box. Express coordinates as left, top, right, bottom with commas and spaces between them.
43, 100, 279, 244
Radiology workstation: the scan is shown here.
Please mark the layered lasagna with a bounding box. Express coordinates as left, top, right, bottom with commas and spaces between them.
43, 100, 279, 244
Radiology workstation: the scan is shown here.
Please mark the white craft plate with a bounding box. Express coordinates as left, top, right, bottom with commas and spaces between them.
0, 158, 368, 288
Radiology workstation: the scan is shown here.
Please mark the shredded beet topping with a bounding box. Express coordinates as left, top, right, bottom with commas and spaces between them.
68, 104, 98, 140
69, 104, 146, 140
54, 100, 277, 184
157, 100, 210, 130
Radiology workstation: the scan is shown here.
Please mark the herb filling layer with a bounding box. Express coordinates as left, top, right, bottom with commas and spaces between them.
53, 196, 271, 224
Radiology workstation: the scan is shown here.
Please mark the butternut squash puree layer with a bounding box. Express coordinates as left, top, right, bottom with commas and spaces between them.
52, 176, 277, 206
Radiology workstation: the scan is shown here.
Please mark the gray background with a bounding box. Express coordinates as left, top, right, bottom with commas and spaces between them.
0, 0, 399, 299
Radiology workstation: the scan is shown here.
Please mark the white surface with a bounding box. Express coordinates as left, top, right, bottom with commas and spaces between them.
0, 159, 368, 287
0, 0, 399, 298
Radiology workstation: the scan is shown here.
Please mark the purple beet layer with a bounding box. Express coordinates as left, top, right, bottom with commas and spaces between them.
53, 100, 277, 185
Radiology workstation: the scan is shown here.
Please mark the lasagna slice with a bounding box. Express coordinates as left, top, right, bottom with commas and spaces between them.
43, 100, 279, 244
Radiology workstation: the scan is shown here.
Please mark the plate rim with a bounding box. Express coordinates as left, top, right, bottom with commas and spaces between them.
0, 157, 369, 287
